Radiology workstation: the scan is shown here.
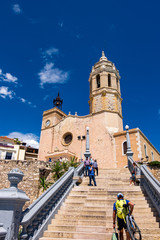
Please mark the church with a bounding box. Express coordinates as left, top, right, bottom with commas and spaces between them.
38, 52, 160, 168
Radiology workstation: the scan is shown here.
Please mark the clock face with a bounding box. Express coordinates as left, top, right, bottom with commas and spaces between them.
45, 120, 50, 127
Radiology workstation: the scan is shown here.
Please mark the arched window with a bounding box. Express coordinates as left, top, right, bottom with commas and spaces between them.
122, 141, 127, 155
96, 74, 100, 88
144, 144, 147, 157
151, 151, 154, 161
108, 74, 111, 87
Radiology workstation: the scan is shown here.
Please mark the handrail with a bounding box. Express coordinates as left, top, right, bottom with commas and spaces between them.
127, 156, 160, 217
20, 163, 84, 240
140, 165, 160, 216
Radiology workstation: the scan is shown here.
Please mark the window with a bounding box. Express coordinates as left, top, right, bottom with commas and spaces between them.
62, 132, 73, 145
108, 74, 111, 87
5, 152, 12, 160
96, 74, 100, 88
144, 144, 147, 157
122, 141, 127, 155
151, 152, 154, 161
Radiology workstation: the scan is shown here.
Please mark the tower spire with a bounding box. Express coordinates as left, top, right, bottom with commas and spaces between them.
100, 51, 108, 61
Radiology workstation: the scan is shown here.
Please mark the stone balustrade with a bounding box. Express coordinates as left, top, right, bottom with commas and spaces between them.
126, 125, 160, 218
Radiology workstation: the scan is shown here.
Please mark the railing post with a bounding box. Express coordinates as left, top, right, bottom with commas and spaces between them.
0, 168, 30, 240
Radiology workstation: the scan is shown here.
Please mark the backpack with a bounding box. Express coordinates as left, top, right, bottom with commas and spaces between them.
115, 199, 129, 221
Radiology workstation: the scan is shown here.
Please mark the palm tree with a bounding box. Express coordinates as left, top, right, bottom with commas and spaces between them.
39, 177, 52, 192
68, 156, 79, 168
51, 161, 64, 181
62, 161, 69, 172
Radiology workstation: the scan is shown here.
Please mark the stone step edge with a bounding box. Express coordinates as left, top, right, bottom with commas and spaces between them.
48, 225, 160, 230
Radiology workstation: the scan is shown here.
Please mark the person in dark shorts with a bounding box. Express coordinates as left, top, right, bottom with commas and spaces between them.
93, 159, 98, 176
130, 163, 137, 186
88, 163, 97, 186
113, 193, 134, 240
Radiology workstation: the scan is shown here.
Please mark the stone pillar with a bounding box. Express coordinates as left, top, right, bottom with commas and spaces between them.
84, 127, 91, 159
0, 168, 30, 240
125, 125, 133, 157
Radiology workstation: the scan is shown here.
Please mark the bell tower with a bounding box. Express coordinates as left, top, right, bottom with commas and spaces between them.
89, 51, 123, 131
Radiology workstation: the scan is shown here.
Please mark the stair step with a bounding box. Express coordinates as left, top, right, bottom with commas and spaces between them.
43, 231, 112, 240
40, 168, 160, 240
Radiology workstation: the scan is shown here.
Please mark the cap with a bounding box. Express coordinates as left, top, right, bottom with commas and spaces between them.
117, 193, 124, 198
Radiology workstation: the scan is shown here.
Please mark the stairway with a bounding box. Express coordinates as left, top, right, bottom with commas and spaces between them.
40, 168, 160, 240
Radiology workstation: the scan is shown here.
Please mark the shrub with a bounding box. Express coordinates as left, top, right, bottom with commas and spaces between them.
148, 161, 160, 168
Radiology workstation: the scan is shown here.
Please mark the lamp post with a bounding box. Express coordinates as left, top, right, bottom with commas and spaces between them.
125, 125, 133, 157
77, 135, 85, 161
84, 127, 91, 159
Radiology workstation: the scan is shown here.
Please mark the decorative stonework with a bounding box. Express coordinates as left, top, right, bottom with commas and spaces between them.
101, 91, 106, 97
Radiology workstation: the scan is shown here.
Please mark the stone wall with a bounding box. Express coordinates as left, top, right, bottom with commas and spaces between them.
0, 159, 51, 208
148, 166, 160, 182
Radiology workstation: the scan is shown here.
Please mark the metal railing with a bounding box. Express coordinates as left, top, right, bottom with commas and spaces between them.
20, 163, 84, 240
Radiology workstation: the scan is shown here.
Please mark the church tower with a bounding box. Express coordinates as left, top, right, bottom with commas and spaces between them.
88, 51, 123, 131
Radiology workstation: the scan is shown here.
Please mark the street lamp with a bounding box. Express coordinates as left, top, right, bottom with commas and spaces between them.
77, 135, 85, 161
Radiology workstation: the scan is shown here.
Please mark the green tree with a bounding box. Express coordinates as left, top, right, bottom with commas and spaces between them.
62, 161, 69, 172
14, 138, 22, 145
39, 177, 52, 192
51, 161, 64, 181
68, 156, 79, 168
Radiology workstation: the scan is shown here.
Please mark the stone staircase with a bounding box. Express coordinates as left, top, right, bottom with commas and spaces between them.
40, 168, 160, 240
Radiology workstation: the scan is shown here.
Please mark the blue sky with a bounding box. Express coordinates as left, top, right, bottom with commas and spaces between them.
0, 0, 160, 151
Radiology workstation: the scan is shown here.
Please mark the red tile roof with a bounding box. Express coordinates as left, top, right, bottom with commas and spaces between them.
0, 136, 14, 141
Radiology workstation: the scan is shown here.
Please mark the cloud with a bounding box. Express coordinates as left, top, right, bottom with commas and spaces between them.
18, 96, 37, 108
39, 62, 69, 87
41, 47, 59, 62
12, 4, 22, 14
8, 132, 39, 148
0, 86, 14, 99
0, 88, 36, 108
45, 47, 59, 56
0, 69, 18, 83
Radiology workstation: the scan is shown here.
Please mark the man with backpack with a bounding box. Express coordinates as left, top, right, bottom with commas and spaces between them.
113, 193, 134, 240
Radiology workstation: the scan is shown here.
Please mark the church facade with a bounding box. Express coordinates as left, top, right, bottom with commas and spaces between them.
38, 52, 160, 168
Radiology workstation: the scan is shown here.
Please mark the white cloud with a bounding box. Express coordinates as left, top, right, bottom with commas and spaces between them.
12, 4, 22, 14
41, 47, 59, 62
0, 69, 18, 83
45, 47, 59, 56
39, 62, 69, 87
20, 97, 26, 103
0, 86, 13, 99
8, 132, 39, 149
